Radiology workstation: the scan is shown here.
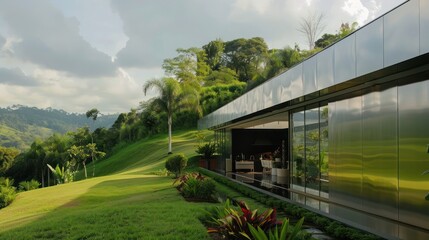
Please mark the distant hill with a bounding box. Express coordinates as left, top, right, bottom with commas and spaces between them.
0, 105, 118, 150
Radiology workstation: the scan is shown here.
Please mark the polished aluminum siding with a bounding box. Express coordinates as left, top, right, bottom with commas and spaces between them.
398, 80, 429, 232
362, 87, 398, 220
421, 0, 429, 54
330, 96, 363, 210
384, 0, 419, 67
199, 0, 424, 130
329, 81, 429, 238
356, 18, 383, 76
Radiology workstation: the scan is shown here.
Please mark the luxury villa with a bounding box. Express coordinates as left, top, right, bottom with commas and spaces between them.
197, 0, 429, 239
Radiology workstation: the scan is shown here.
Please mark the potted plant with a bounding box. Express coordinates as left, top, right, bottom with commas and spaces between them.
196, 141, 217, 169
271, 161, 281, 176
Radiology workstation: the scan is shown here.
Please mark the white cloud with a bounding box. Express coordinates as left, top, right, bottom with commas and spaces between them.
342, 0, 369, 26
0, 0, 117, 78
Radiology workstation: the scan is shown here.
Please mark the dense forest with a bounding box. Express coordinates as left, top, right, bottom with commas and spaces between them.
0, 22, 356, 195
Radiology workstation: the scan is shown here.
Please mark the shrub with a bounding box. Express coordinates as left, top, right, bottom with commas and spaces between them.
18, 179, 41, 191
0, 178, 17, 209
195, 141, 216, 159
248, 217, 305, 240
208, 199, 284, 239
165, 153, 188, 178
175, 172, 216, 201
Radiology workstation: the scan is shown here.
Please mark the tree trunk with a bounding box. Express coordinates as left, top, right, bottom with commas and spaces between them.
83, 162, 87, 179
168, 114, 172, 154
41, 169, 45, 188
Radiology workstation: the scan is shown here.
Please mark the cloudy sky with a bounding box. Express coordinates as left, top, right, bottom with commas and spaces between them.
0, 0, 405, 113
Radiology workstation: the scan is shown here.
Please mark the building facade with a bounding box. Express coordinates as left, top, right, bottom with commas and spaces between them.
198, 0, 429, 239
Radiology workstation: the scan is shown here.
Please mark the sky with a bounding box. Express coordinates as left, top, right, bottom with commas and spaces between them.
0, 0, 405, 114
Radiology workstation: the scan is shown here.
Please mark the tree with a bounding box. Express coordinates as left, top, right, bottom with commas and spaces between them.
86, 108, 100, 177
67, 145, 88, 179
298, 12, 325, 50
143, 78, 183, 154
315, 22, 358, 49
0, 147, 19, 176
162, 48, 209, 88
222, 37, 269, 82
203, 39, 225, 71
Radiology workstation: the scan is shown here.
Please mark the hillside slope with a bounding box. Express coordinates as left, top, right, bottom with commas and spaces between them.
0, 105, 118, 150
0, 130, 212, 239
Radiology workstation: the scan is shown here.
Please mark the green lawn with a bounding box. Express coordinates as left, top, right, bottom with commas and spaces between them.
0, 130, 214, 239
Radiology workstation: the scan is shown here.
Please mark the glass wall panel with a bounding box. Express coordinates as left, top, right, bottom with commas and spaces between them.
362, 87, 398, 220
303, 56, 317, 95
317, 47, 334, 90
320, 105, 329, 198
305, 107, 320, 195
421, 0, 429, 54
384, 0, 419, 67
334, 34, 356, 84
356, 18, 383, 76
291, 110, 305, 190
398, 80, 429, 230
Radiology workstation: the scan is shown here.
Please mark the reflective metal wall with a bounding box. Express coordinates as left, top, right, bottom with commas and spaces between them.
362, 87, 398, 220
330, 96, 363, 211
199, 0, 425, 130
328, 80, 429, 238
398, 80, 429, 232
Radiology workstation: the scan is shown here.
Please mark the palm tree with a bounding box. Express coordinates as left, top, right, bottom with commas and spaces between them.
143, 77, 199, 154
86, 108, 99, 177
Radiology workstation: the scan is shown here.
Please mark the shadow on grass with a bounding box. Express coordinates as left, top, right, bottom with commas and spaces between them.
0, 175, 211, 240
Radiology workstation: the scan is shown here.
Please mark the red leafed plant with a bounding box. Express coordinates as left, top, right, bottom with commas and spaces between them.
208, 199, 282, 240
173, 172, 205, 191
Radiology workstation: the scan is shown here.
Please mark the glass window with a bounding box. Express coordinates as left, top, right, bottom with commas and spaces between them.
320, 105, 329, 198
291, 110, 305, 190
305, 107, 320, 195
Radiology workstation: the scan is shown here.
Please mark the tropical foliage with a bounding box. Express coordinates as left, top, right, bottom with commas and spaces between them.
0, 177, 16, 209
174, 172, 216, 201
205, 199, 305, 240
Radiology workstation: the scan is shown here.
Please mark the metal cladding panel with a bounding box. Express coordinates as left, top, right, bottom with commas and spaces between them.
362, 87, 398, 220
334, 34, 356, 84
384, 0, 420, 67
280, 72, 292, 102
317, 47, 334, 90
303, 56, 317, 95
271, 75, 283, 106
263, 80, 273, 109
290, 64, 303, 99
398, 80, 429, 230
330, 96, 363, 210
356, 18, 384, 76
421, 0, 429, 54
255, 85, 264, 112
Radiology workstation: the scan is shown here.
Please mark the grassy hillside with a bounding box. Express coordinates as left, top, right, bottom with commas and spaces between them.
0, 130, 214, 240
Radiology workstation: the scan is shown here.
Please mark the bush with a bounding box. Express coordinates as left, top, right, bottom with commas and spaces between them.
206, 199, 306, 240
18, 179, 41, 191
196, 141, 217, 159
0, 178, 17, 209
175, 172, 216, 201
165, 153, 188, 178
